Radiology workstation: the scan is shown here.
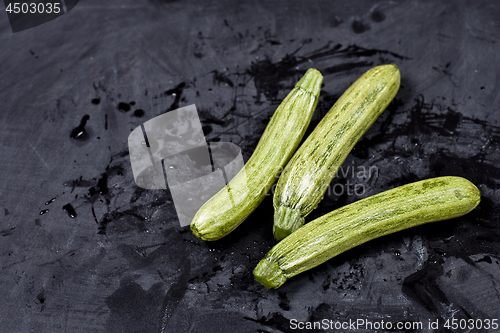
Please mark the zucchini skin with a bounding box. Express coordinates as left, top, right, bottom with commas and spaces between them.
190, 69, 323, 241
273, 64, 401, 240
255, 176, 481, 289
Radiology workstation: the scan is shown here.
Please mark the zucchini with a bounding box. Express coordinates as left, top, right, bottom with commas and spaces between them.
191, 69, 323, 241
254, 176, 481, 289
273, 64, 401, 240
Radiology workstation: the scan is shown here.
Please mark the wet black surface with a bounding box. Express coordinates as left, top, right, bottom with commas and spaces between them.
1, 0, 499, 332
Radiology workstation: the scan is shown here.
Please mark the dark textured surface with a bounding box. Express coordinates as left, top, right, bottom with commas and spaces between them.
1, 1, 499, 332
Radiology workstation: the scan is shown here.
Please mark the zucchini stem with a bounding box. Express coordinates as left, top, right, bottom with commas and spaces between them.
253, 257, 287, 289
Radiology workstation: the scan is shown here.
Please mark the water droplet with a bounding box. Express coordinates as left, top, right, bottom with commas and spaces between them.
62, 204, 77, 218
133, 109, 144, 117
117, 102, 131, 112
70, 115, 90, 140
45, 198, 56, 205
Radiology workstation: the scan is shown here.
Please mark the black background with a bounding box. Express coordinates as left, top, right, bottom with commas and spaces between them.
1, 1, 499, 332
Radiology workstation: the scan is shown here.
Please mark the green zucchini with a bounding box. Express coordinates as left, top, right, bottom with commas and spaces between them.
190, 68, 323, 241
255, 176, 480, 289
273, 64, 401, 240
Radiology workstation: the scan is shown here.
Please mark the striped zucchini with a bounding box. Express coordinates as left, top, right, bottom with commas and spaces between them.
255, 176, 481, 289
191, 69, 323, 241
273, 64, 401, 240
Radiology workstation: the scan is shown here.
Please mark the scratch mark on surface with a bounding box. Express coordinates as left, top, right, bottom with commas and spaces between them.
29, 142, 50, 169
